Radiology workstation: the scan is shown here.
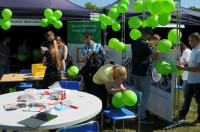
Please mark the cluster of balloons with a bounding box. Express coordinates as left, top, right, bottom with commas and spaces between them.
108, 38, 128, 52
128, 0, 176, 41
67, 66, 79, 76
0, 8, 12, 30
40, 8, 63, 29
112, 90, 137, 109
154, 28, 182, 75
99, 0, 130, 31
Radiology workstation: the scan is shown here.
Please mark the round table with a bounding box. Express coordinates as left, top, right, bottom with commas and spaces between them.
0, 90, 102, 131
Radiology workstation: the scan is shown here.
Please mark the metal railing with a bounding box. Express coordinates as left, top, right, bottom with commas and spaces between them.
123, 57, 132, 85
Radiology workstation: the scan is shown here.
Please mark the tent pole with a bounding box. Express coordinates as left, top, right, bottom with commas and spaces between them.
121, 13, 126, 64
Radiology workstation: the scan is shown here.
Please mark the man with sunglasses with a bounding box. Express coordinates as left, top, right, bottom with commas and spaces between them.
177, 32, 200, 125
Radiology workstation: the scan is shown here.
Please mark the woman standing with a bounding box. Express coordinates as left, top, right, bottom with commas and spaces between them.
42, 40, 62, 88
55, 36, 68, 71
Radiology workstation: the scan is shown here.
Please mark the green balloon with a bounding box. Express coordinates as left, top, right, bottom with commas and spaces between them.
54, 10, 62, 20
9, 87, 16, 93
120, 0, 129, 6
112, 92, 125, 108
146, 0, 156, 14
176, 69, 184, 77
118, 4, 128, 13
53, 20, 63, 29
2, 8, 12, 20
122, 90, 137, 106
108, 8, 119, 19
133, 0, 145, 12
155, 61, 174, 75
67, 66, 79, 76
17, 54, 27, 62
142, 20, 149, 28
168, 29, 182, 44
112, 4, 119, 8
162, 0, 175, 13
112, 22, 121, 32
99, 14, 107, 22
130, 29, 142, 40
1, 20, 11, 30
151, 0, 163, 15
104, 16, 114, 25
147, 15, 158, 29
128, 16, 142, 29
101, 22, 107, 30
157, 39, 172, 53
49, 16, 57, 24
158, 13, 171, 26
108, 38, 119, 48
116, 42, 127, 52
40, 18, 49, 27
32, 49, 41, 56
44, 8, 54, 19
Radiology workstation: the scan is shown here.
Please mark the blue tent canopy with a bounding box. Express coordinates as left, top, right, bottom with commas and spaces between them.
0, 0, 97, 20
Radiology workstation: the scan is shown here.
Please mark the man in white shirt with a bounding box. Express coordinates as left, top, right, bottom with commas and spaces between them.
179, 41, 191, 89
177, 32, 200, 125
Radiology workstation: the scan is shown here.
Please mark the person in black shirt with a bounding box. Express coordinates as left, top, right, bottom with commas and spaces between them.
131, 29, 158, 123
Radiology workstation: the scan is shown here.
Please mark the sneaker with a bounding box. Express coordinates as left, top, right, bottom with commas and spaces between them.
191, 119, 200, 126
140, 117, 154, 123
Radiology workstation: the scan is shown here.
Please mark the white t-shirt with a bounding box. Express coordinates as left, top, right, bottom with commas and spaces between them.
179, 48, 191, 80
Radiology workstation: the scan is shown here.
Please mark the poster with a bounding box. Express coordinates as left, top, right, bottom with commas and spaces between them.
147, 49, 176, 122
67, 21, 101, 68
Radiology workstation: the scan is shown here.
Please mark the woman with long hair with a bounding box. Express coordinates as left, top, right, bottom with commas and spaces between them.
42, 40, 62, 88
55, 36, 68, 71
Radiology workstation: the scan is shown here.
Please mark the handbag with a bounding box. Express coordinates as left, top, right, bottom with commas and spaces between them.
66, 54, 73, 69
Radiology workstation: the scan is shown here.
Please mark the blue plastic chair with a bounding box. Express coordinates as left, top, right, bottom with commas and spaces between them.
16, 69, 33, 90
59, 80, 81, 90
56, 121, 99, 132
102, 88, 142, 132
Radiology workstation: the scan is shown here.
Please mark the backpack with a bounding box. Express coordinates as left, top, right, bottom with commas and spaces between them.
80, 52, 105, 79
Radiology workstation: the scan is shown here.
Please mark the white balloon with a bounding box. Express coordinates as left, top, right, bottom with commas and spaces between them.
152, 68, 162, 82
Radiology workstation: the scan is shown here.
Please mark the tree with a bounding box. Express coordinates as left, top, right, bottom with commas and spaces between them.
84, 2, 101, 11
188, 6, 200, 12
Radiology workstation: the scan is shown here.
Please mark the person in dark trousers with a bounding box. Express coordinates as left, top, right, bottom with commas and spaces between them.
177, 32, 200, 125
131, 28, 158, 123
80, 33, 105, 94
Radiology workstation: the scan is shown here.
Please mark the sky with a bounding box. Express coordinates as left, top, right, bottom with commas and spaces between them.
69, 0, 200, 8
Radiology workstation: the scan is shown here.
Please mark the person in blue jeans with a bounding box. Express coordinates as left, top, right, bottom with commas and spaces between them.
131, 28, 158, 123
177, 32, 200, 125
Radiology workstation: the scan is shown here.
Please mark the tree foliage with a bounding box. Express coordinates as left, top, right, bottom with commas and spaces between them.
188, 6, 200, 12
84, 2, 101, 11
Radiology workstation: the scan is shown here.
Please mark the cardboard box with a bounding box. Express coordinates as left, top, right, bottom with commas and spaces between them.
32, 63, 46, 76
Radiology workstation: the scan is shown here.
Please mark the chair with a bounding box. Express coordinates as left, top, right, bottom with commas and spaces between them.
102, 88, 142, 132
16, 69, 33, 90
56, 121, 99, 132
59, 80, 81, 90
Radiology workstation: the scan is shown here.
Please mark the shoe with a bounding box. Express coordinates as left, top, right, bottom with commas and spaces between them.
191, 119, 200, 126
140, 117, 154, 123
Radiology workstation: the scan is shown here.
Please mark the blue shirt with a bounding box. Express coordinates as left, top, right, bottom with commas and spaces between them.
81, 42, 105, 57
188, 45, 200, 84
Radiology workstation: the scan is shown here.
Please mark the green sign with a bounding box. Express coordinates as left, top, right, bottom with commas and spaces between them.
67, 21, 101, 44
